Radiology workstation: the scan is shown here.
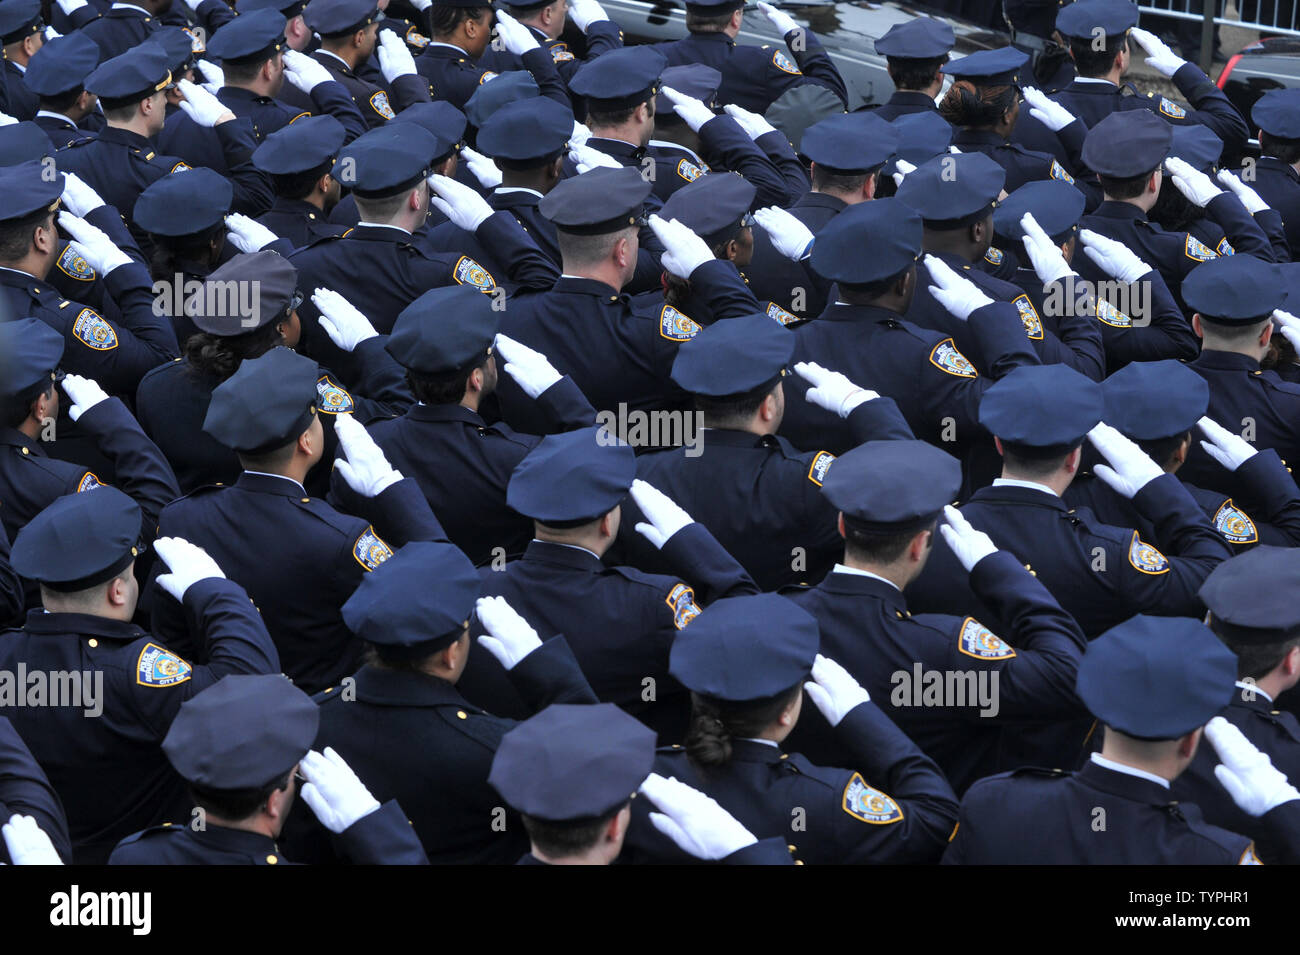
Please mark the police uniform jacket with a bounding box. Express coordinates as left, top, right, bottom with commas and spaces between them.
866, 90, 941, 122
34, 111, 97, 149
1247, 157, 1300, 261
81, 0, 234, 60
0, 716, 72, 864
257, 196, 350, 250
0, 536, 21, 628
744, 190, 844, 322
1, 61, 37, 121
414, 41, 568, 112
951, 125, 1096, 203
309, 49, 434, 128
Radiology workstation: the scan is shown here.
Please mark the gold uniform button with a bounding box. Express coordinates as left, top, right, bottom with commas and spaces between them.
1273, 710, 1282, 716
266, 855, 278, 864
787, 844, 797, 852
301, 497, 310, 503
794, 859, 804, 865
779, 753, 789, 760
457, 710, 468, 719
895, 611, 904, 619
88, 639, 98, 648
20, 447, 28, 455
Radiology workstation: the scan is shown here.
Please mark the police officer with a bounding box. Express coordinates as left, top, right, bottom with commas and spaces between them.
283, 544, 597, 864
110, 673, 429, 864
464, 426, 758, 741
622, 595, 958, 865
944, 615, 1300, 864
149, 347, 441, 691
0, 717, 71, 863
1066, 360, 1300, 551
0, 489, 280, 863
866, 17, 952, 121
564, 46, 666, 178
1246, 89, 1300, 262
0, 0, 44, 120
618, 313, 912, 591
782, 440, 1088, 793
358, 286, 593, 564
493, 0, 622, 88
81, 0, 233, 62
22, 30, 100, 148
251, 114, 350, 248
906, 365, 1233, 638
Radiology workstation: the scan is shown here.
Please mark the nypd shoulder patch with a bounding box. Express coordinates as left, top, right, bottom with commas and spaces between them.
1049, 159, 1075, 184
288, 111, 311, 125
1095, 299, 1132, 327
549, 42, 574, 63
807, 450, 835, 486
957, 617, 1017, 660
676, 158, 705, 182
842, 772, 903, 824
1013, 294, 1043, 340
1214, 499, 1258, 544
1184, 234, 1218, 262
479, 70, 498, 85
453, 255, 496, 291
316, 375, 354, 414
183, 26, 205, 53
983, 246, 1003, 266
73, 308, 117, 351
353, 526, 395, 571
1158, 96, 1187, 119
405, 27, 430, 48
771, 49, 801, 75
665, 582, 702, 630
929, 338, 977, 378
369, 91, 396, 120
136, 642, 193, 687
1216, 237, 1235, 256
76, 472, 102, 493
57, 244, 95, 282
169, 161, 191, 174
766, 301, 799, 326
659, 305, 701, 342
1128, 531, 1170, 574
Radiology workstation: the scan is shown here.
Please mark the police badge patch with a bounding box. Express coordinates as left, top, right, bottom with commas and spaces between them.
929, 339, 977, 378
766, 301, 799, 326
453, 255, 496, 291
983, 246, 1003, 266
1214, 499, 1258, 544
1158, 97, 1187, 119
369, 91, 396, 120
1128, 531, 1170, 574
405, 27, 430, 48
353, 526, 395, 571
659, 305, 701, 341
76, 472, 102, 493
842, 773, 903, 824
73, 308, 117, 350
549, 42, 574, 63
57, 244, 95, 282
665, 583, 701, 630
957, 618, 1017, 660
316, 375, 354, 414
1049, 160, 1075, 184
770, 48, 801, 75
170, 162, 191, 173
807, 450, 835, 486
1184, 235, 1218, 262
136, 643, 193, 687
479, 71, 499, 84
1014, 294, 1043, 340
1216, 237, 1235, 256
1095, 299, 1132, 327
676, 158, 704, 182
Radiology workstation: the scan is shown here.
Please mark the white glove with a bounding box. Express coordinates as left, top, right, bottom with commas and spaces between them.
939, 504, 997, 572
640, 774, 758, 860
410, 0, 432, 9
891, 158, 916, 188
753, 205, 813, 261
794, 360, 876, 418
196, 59, 225, 95
803, 653, 870, 727
282, 49, 334, 94
661, 85, 715, 133
1216, 169, 1270, 215
757, 0, 799, 36
569, 142, 621, 173
312, 288, 378, 352
568, 0, 610, 31
571, 120, 592, 148
1020, 212, 1074, 286
460, 146, 503, 190
177, 78, 235, 127
60, 373, 108, 423
55, 0, 87, 14
494, 332, 561, 399
924, 254, 993, 321
648, 214, 714, 278
224, 213, 279, 253
494, 10, 540, 55
299, 747, 381, 834
475, 595, 543, 670
428, 173, 495, 232
1274, 309, 1300, 354
1206, 716, 1300, 817
376, 30, 418, 83
1079, 229, 1151, 284
2, 815, 62, 865
630, 478, 693, 549
57, 211, 131, 273
1087, 421, 1165, 499
0, 111, 15, 128
333, 413, 403, 496
1197, 415, 1257, 471
182, 0, 203, 10
154, 536, 226, 601
1022, 86, 1076, 133
60, 172, 105, 218
44, 25, 60, 40
1165, 155, 1224, 208
723, 103, 776, 140
1130, 26, 1188, 78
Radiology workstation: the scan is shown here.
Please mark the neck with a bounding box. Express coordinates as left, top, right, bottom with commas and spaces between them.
817, 186, 866, 207
561, 260, 625, 292
0, 252, 51, 280
205, 812, 279, 840
249, 460, 312, 487
230, 75, 277, 98
531, 842, 613, 865
109, 115, 154, 139
651, 125, 700, 152
839, 553, 911, 589
501, 168, 554, 194
458, 390, 482, 413
703, 414, 774, 437
17, 416, 41, 441
321, 42, 360, 69
590, 125, 644, 149
6, 44, 31, 68
1000, 469, 1072, 496
518, 15, 557, 39
1106, 191, 1156, 214
535, 530, 609, 557
1202, 335, 1266, 361
299, 190, 328, 212
1098, 742, 1182, 784
922, 231, 979, 261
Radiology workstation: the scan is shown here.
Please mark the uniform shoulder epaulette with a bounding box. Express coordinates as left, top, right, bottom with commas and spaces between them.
115, 823, 187, 847
1170, 801, 1256, 859
607, 562, 679, 590
60, 136, 95, 150
291, 494, 369, 537
301, 232, 346, 250
170, 481, 229, 504
1007, 765, 1069, 779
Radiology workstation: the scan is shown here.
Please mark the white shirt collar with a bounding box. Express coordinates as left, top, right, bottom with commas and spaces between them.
313, 49, 350, 69
993, 477, 1060, 497
647, 139, 704, 166
356, 221, 412, 235
10, 62, 23, 74
495, 186, 543, 198
1236, 680, 1274, 704
426, 41, 469, 55
243, 470, 306, 493
35, 110, 73, 126
532, 538, 600, 559
1074, 76, 1118, 86
739, 737, 779, 748
1090, 752, 1171, 789
831, 564, 901, 591
111, 2, 152, 13
586, 134, 639, 150
0, 265, 35, 279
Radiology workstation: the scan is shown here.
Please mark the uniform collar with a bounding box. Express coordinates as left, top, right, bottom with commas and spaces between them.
1090, 200, 1147, 221
98, 125, 154, 149
22, 609, 148, 642
1077, 757, 1176, 804
188, 823, 282, 859
522, 538, 605, 572
35, 110, 75, 128
1233, 680, 1274, 708
797, 191, 847, 213
271, 196, 327, 218
1071, 76, 1118, 87
406, 402, 485, 426
348, 223, 412, 241
1258, 156, 1300, 181
727, 738, 788, 762
647, 139, 705, 166
110, 2, 151, 13
237, 470, 309, 496
586, 137, 644, 162
1089, 752, 1171, 790
971, 482, 1070, 511
348, 664, 477, 708
821, 302, 902, 324
313, 49, 353, 75
551, 275, 622, 299
819, 567, 909, 609
887, 90, 938, 107
830, 564, 902, 591
992, 477, 1060, 497
493, 186, 544, 200
425, 41, 470, 55
1192, 349, 1262, 372
219, 86, 273, 106
953, 127, 1005, 148
0, 426, 40, 452
694, 427, 776, 449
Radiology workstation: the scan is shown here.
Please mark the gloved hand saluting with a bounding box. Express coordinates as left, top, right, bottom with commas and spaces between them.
1206, 716, 1300, 817
475, 595, 543, 670
753, 205, 814, 261
60, 373, 108, 422
333, 413, 404, 496
177, 78, 235, 127
282, 49, 334, 94
428, 173, 495, 232
1274, 309, 1300, 354
58, 211, 132, 274
460, 146, 503, 190
299, 747, 382, 833
1197, 415, 1257, 472
925, 254, 993, 321
494, 10, 540, 55
723, 103, 777, 140
154, 536, 226, 602
568, 0, 610, 30
1079, 229, 1151, 285
640, 773, 761, 860
225, 213, 280, 253
1216, 169, 1271, 215
2, 815, 63, 865
196, 59, 225, 96
1165, 156, 1224, 208
803, 653, 870, 727
1129, 26, 1188, 78
794, 361, 877, 419
312, 288, 378, 353
569, 142, 621, 173
61, 172, 105, 218
661, 85, 715, 133
494, 332, 562, 399
1022, 86, 1077, 132
631, 478, 693, 549
891, 158, 916, 188
648, 214, 714, 278
1020, 212, 1074, 287
939, 504, 998, 572
1087, 422, 1164, 499
376, 30, 418, 83
757, 0, 799, 36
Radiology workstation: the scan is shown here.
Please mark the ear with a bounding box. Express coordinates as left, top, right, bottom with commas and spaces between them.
467, 365, 484, 394
1286, 645, 1300, 677
864, 171, 878, 201
1261, 321, 1275, 347
318, 172, 334, 194
1173, 435, 1191, 467
993, 435, 1005, 457
1065, 445, 1083, 474
731, 7, 743, 29
722, 238, 739, 262
1179, 727, 1202, 760
909, 528, 931, 563
836, 512, 847, 541
296, 419, 316, 456
1148, 169, 1161, 195
1191, 313, 1204, 339
353, 26, 366, 48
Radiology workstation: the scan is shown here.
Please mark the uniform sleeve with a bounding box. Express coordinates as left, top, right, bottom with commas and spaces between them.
339, 475, 449, 548
1203, 192, 1274, 260
332, 800, 430, 864
964, 300, 1043, 380
1098, 268, 1199, 365
518, 45, 571, 108
781, 29, 847, 108
0, 532, 21, 629
195, 0, 237, 33
1036, 278, 1106, 381
531, 375, 598, 432
503, 634, 600, 708
581, 18, 624, 59
389, 71, 434, 114
657, 521, 760, 600
697, 115, 799, 209
72, 397, 180, 537
687, 258, 763, 321
472, 212, 560, 292
845, 395, 916, 443
1228, 449, 1300, 547
1169, 61, 1250, 156
84, 202, 148, 270
307, 80, 371, 145
755, 129, 812, 201
1252, 207, 1292, 264
69, 262, 179, 397
0, 716, 73, 864
214, 120, 275, 217
324, 339, 413, 424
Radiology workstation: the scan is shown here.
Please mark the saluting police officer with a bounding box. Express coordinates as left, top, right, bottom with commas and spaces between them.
491, 0, 623, 89
0, 0, 46, 121
21, 30, 100, 148
1247, 89, 1300, 262
251, 114, 351, 248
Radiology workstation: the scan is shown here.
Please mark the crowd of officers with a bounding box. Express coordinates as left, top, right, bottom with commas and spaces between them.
1, 0, 1300, 866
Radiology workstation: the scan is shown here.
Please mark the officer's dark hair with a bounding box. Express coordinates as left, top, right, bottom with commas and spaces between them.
887, 55, 948, 92
38, 88, 85, 114
843, 517, 937, 565
238, 433, 304, 472
1260, 133, 1300, 165
101, 98, 152, 123
222, 53, 279, 86
685, 2, 741, 33
1136, 429, 1193, 470
185, 320, 286, 379
353, 190, 416, 223
0, 378, 53, 429
555, 224, 637, 268
520, 801, 629, 858
0, 206, 54, 262
586, 95, 654, 129
1196, 313, 1273, 345
365, 627, 468, 669
999, 439, 1081, 479
694, 374, 782, 429
188, 768, 294, 821
271, 162, 336, 201
148, 224, 227, 289
1208, 623, 1300, 681
685, 683, 804, 767
836, 264, 913, 304
1150, 174, 1203, 233
937, 80, 1017, 129
1098, 169, 1157, 201
810, 164, 880, 196
505, 0, 559, 16
430, 4, 491, 38
1069, 33, 1128, 78
405, 349, 492, 405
